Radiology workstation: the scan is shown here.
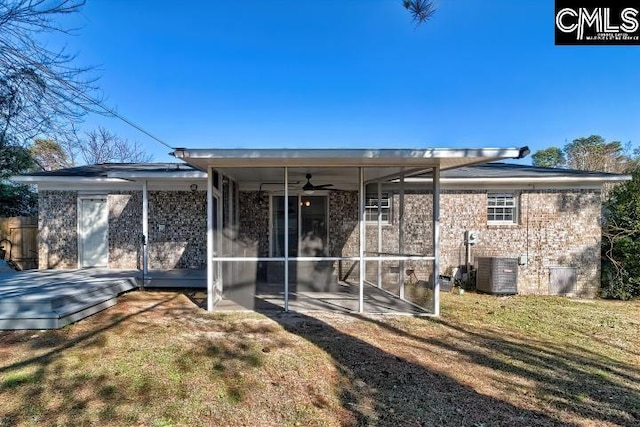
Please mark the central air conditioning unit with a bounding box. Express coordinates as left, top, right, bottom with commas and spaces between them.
476, 257, 518, 295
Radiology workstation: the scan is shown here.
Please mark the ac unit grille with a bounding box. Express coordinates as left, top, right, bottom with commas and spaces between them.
476, 257, 518, 295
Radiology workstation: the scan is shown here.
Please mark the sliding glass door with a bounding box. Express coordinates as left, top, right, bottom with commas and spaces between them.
272, 195, 327, 257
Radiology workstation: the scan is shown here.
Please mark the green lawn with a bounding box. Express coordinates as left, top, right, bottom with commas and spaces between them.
1, 291, 638, 426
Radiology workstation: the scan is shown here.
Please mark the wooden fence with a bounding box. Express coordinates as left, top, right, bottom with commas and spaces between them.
0, 216, 37, 270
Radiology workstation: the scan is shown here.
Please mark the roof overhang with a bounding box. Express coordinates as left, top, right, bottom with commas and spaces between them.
171, 147, 530, 171
10, 176, 129, 184
107, 170, 207, 180
10, 170, 208, 185
406, 175, 633, 185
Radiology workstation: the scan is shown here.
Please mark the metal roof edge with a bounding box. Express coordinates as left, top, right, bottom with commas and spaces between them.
172, 147, 526, 159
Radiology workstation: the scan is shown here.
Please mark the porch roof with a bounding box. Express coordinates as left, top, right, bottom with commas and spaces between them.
171, 147, 530, 171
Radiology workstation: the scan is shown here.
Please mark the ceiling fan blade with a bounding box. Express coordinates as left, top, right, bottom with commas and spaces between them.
302, 173, 335, 191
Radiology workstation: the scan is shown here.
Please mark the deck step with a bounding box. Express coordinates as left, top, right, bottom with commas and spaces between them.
0, 298, 118, 330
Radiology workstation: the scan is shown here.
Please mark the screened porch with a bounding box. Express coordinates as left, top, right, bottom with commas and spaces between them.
173, 148, 528, 315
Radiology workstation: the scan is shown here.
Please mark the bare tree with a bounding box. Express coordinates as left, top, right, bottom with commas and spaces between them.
71, 126, 153, 164
0, 0, 101, 145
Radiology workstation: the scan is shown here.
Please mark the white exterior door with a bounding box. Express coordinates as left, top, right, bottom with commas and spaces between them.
79, 197, 108, 268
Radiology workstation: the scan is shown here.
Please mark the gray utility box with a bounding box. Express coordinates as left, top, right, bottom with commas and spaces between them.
476, 257, 518, 295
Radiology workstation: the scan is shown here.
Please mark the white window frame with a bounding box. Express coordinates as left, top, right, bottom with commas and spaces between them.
365, 192, 391, 224
487, 193, 517, 225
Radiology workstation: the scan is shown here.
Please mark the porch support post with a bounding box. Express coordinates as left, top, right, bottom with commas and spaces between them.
284, 166, 289, 313
433, 166, 441, 316
358, 167, 365, 313
399, 172, 405, 300
377, 180, 382, 289
142, 180, 149, 289
207, 168, 214, 312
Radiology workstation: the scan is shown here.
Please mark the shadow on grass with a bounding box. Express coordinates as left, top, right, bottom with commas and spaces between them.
0, 293, 182, 426
0, 290, 296, 426
0, 294, 180, 375
340, 313, 640, 426
264, 306, 578, 427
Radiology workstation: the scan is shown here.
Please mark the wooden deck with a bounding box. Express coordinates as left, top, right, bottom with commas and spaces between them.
0, 269, 137, 330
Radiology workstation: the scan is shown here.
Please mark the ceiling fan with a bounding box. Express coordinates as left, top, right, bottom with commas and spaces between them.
302, 173, 333, 192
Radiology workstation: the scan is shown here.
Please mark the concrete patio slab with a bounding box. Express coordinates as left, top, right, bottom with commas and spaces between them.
194, 280, 431, 315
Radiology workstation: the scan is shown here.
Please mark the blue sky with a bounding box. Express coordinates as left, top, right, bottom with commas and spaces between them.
60, 1, 640, 163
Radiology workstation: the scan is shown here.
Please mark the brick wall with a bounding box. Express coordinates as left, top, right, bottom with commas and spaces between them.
328, 191, 359, 257
38, 191, 78, 269
38, 189, 207, 270
38, 186, 603, 296
110, 190, 207, 269
439, 189, 602, 297
108, 191, 142, 269
148, 191, 207, 269
238, 191, 270, 257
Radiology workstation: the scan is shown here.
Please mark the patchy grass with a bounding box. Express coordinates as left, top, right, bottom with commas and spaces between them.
0, 291, 638, 426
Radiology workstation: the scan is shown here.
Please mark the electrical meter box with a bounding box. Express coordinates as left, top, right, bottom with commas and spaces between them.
464, 230, 480, 245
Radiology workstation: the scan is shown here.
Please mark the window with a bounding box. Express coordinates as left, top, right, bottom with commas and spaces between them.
365, 193, 391, 223
487, 193, 517, 224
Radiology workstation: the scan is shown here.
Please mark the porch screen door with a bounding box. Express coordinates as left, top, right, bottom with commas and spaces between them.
79, 197, 108, 268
